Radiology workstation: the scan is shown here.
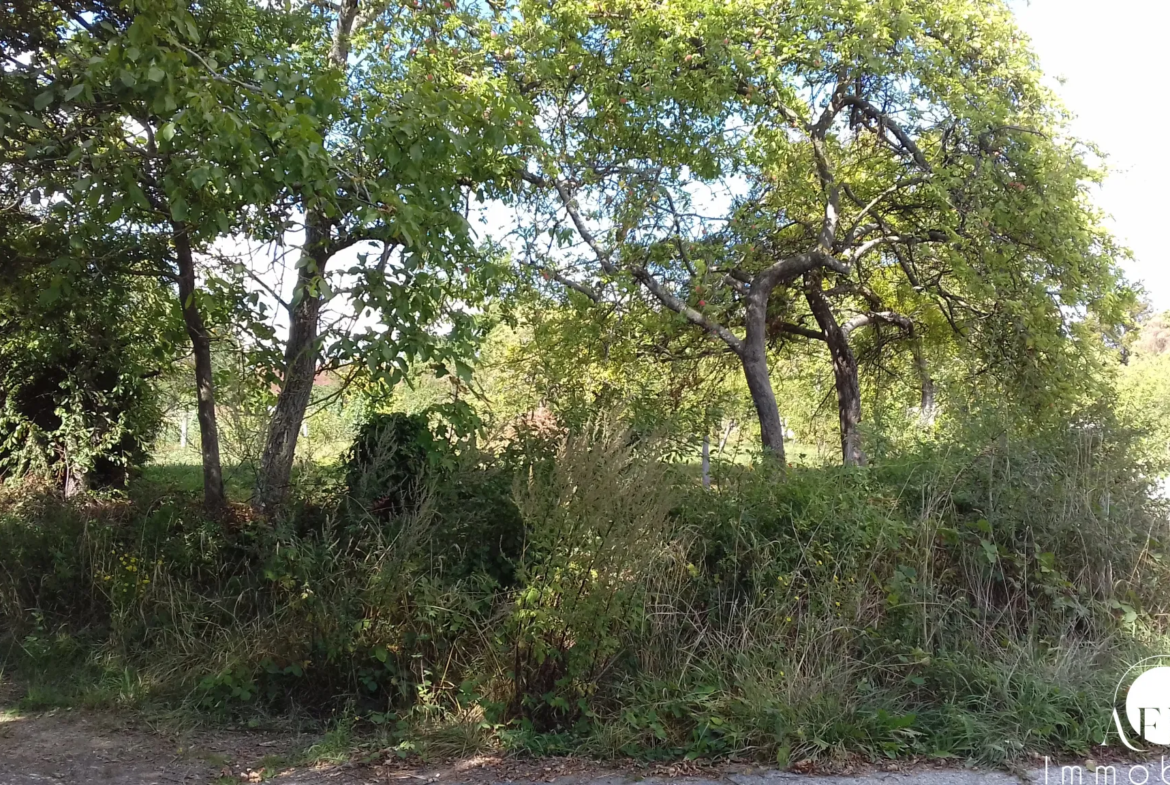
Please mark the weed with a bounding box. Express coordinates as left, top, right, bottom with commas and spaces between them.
0, 418, 1166, 765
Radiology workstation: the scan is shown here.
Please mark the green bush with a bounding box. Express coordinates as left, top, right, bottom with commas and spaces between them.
0, 417, 1167, 764
343, 412, 449, 518
0, 264, 174, 492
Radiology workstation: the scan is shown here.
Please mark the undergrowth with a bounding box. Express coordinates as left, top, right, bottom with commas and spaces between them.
0, 417, 1167, 766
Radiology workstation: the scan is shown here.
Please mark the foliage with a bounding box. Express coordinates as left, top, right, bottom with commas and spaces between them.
0, 0, 1168, 773
504, 423, 676, 727
0, 256, 177, 489
2, 414, 1167, 764
1116, 311, 1170, 476
508, 0, 1136, 461
343, 412, 451, 519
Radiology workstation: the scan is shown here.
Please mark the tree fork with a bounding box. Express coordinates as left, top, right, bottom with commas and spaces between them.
253, 216, 331, 514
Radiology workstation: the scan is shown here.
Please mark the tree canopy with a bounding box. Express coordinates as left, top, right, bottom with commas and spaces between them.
0, 0, 1146, 501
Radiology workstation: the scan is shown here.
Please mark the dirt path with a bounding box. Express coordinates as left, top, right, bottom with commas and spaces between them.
0, 700, 1150, 785
0, 707, 323, 784
0, 704, 642, 785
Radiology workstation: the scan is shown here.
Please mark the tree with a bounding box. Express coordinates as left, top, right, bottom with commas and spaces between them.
2, 0, 331, 509
250, 0, 528, 512
509, 0, 1133, 465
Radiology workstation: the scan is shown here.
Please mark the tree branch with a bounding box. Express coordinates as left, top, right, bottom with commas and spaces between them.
842, 311, 914, 336
754, 250, 849, 295
839, 96, 932, 172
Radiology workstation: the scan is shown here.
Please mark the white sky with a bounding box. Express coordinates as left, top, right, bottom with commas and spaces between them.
1012, 0, 1170, 312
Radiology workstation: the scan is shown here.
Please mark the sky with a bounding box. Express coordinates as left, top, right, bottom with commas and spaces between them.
1011, 0, 1170, 312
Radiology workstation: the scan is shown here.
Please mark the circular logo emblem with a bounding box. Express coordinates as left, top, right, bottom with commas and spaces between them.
1122, 658, 1170, 745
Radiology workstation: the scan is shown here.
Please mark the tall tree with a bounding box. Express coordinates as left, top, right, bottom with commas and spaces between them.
251, 0, 527, 512
2, 0, 332, 509
510, 0, 1133, 465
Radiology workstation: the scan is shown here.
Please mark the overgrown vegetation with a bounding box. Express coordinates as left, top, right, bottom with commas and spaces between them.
2, 0, 1170, 772
2, 408, 1167, 764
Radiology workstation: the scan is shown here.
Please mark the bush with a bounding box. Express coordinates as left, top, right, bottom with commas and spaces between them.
502, 422, 676, 727
0, 417, 1166, 764
0, 268, 172, 493
343, 412, 449, 518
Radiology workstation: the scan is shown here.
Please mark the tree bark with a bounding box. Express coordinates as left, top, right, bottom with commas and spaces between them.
805, 273, 865, 467
741, 294, 787, 462
253, 216, 330, 513
172, 221, 226, 511
717, 419, 736, 453
252, 1, 363, 515
701, 432, 711, 489
63, 444, 87, 498
913, 342, 936, 425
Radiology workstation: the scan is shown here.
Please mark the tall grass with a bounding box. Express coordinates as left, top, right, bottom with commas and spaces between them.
0, 419, 1166, 764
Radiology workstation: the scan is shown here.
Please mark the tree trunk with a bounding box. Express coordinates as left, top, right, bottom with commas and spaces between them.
173, 222, 226, 511
913, 342, 936, 425
740, 296, 787, 462
805, 274, 865, 467
717, 419, 736, 453
701, 432, 711, 489
253, 216, 330, 513
63, 444, 87, 498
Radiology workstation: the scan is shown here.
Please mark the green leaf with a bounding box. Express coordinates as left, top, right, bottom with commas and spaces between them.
159, 122, 176, 141
33, 91, 54, 110
63, 84, 85, 102
454, 359, 473, 383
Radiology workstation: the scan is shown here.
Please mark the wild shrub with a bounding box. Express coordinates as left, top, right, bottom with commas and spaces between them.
501, 422, 676, 727
343, 412, 449, 519
0, 416, 1166, 763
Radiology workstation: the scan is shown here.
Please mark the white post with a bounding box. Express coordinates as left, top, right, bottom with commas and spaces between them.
180, 410, 188, 448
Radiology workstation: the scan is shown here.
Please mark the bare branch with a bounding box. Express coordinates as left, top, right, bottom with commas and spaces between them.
525, 261, 602, 302
771, 320, 826, 342
842, 311, 914, 336
550, 181, 618, 275
841, 177, 928, 244
754, 250, 849, 295
632, 267, 744, 353
840, 96, 932, 172
847, 231, 947, 264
